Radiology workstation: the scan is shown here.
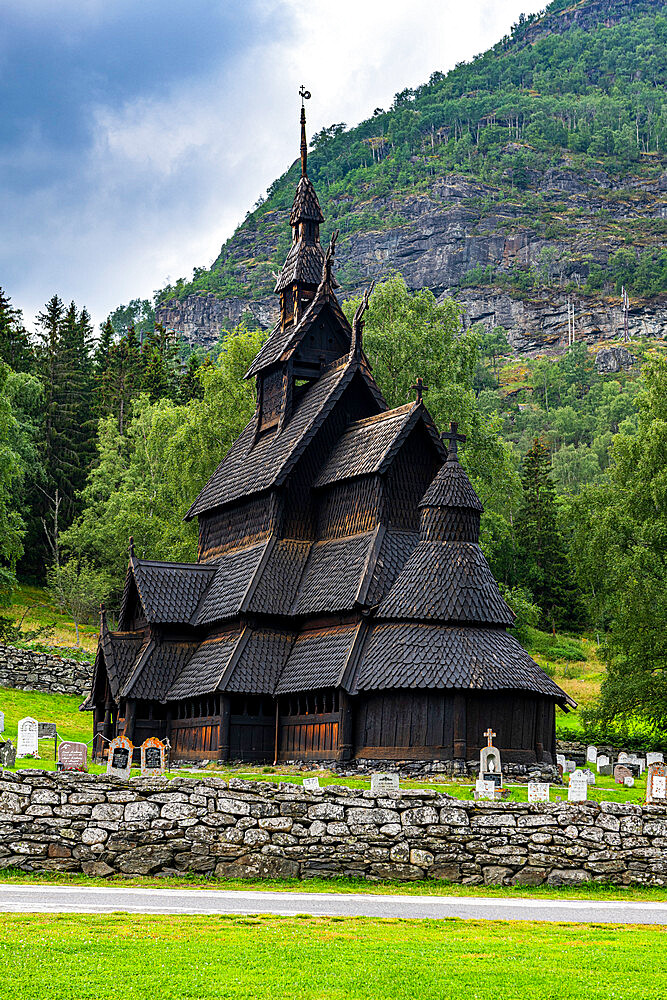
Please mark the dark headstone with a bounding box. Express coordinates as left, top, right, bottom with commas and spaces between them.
0, 739, 16, 768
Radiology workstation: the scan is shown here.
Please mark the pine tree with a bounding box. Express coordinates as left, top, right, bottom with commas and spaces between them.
514, 436, 584, 629
0, 288, 32, 373
138, 322, 180, 401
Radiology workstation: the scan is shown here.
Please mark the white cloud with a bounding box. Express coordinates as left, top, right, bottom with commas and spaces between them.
6, 0, 539, 331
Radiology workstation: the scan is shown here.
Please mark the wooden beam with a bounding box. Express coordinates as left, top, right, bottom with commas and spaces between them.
453, 693, 467, 760
338, 689, 354, 761
218, 695, 231, 762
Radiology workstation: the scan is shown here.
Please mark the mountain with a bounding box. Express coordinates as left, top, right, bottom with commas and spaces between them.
156, 0, 667, 353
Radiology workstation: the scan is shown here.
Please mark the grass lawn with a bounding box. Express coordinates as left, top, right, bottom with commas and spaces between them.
4, 583, 98, 655
1, 913, 666, 999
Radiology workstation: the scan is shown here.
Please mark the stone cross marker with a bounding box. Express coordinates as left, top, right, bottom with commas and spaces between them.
480, 729, 502, 787
107, 736, 133, 780
528, 782, 550, 803
303, 776, 320, 791
140, 737, 166, 777
370, 772, 399, 796
17, 717, 38, 757
647, 763, 667, 804
58, 741, 88, 772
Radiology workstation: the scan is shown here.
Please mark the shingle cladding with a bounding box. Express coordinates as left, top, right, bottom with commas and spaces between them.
275, 241, 325, 293
192, 541, 269, 626
276, 624, 360, 693
224, 629, 294, 694
364, 529, 419, 607
186, 359, 356, 516
290, 175, 324, 225
124, 639, 198, 702
101, 632, 144, 701
165, 629, 243, 701
420, 457, 484, 512
313, 405, 415, 487
353, 624, 569, 701
248, 539, 311, 615
290, 531, 376, 615
377, 542, 514, 625
132, 560, 215, 624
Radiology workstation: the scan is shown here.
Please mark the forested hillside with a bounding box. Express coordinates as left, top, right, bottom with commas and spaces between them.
156, 0, 666, 350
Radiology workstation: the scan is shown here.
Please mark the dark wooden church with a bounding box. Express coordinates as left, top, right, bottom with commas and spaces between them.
88, 99, 573, 766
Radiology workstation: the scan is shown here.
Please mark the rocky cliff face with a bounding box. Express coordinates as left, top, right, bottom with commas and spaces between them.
156, 164, 667, 354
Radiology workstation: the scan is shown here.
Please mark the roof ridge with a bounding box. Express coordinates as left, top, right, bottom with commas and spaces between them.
340, 402, 416, 431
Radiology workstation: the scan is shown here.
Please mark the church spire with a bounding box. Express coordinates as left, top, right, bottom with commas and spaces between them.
299, 85, 310, 176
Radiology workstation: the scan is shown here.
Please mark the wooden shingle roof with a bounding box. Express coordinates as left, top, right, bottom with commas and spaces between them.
313, 403, 445, 487
247, 539, 311, 616
420, 454, 484, 512
377, 542, 514, 625
352, 624, 575, 705
274, 241, 326, 293
129, 559, 216, 624
275, 624, 361, 693
187, 358, 384, 517
290, 530, 380, 615
290, 175, 324, 225
165, 628, 244, 701
192, 541, 270, 626
122, 638, 197, 702
245, 278, 350, 379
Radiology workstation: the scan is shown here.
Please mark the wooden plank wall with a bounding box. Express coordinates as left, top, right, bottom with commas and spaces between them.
354, 690, 454, 759
169, 715, 220, 759
279, 711, 340, 760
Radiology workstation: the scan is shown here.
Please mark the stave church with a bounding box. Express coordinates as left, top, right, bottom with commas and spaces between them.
87, 97, 574, 766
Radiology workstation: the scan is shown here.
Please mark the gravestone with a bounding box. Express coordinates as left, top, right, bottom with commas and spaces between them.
17, 717, 38, 757
647, 763, 667, 804
38, 722, 56, 739
556, 753, 565, 770
370, 772, 399, 796
624, 776, 635, 788
107, 736, 133, 780
586, 745, 598, 764
618, 752, 630, 763
474, 778, 497, 801
646, 752, 664, 767
303, 776, 320, 791
58, 741, 88, 772
629, 756, 645, 774
583, 768, 596, 785
597, 755, 610, 770
557, 763, 564, 779
140, 737, 166, 777
564, 760, 576, 773
479, 728, 502, 787
0, 739, 16, 768
598, 764, 613, 777
568, 775, 588, 802
0, 711, 4, 734
626, 762, 641, 778
528, 782, 550, 803
614, 764, 632, 785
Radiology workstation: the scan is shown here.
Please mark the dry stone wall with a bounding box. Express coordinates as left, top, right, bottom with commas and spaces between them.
1, 769, 666, 886
0, 645, 93, 697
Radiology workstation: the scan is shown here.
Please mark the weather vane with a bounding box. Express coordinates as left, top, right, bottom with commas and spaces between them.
299, 85, 311, 105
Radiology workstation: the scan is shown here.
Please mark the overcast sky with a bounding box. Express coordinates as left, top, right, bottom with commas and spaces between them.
1, 0, 541, 331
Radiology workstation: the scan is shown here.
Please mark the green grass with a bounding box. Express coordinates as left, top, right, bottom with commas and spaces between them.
0, 687, 90, 746
4, 584, 97, 655
1, 913, 666, 999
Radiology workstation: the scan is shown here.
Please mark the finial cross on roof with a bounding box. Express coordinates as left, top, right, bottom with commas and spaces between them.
484, 728, 496, 747
442, 421, 466, 460
299, 85, 311, 106
411, 377, 429, 404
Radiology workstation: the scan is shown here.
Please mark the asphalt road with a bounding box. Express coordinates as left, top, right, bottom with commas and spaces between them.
2, 884, 667, 924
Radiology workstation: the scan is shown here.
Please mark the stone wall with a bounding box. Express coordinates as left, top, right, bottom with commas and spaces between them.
0, 645, 93, 698
1, 769, 666, 886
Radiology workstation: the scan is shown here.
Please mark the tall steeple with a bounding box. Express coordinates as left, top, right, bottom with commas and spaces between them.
274, 88, 333, 330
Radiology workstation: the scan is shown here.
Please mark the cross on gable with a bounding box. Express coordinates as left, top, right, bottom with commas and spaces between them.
411, 377, 429, 404
442, 421, 466, 459
484, 728, 496, 748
